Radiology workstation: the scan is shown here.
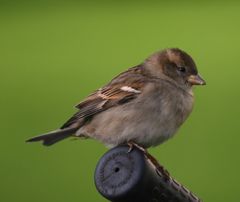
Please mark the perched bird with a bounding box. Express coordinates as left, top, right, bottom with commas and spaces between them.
26, 48, 205, 148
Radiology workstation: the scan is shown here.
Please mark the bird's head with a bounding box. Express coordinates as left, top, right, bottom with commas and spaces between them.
145, 48, 206, 89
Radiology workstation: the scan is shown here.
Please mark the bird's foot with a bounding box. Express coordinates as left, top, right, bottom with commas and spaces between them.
126, 141, 170, 180
127, 141, 147, 154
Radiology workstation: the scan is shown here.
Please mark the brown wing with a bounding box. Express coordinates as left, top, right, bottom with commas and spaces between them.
60, 66, 147, 129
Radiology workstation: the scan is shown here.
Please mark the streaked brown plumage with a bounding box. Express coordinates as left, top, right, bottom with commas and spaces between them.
26, 48, 205, 147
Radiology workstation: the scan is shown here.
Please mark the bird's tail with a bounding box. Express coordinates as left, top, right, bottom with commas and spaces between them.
26, 127, 78, 146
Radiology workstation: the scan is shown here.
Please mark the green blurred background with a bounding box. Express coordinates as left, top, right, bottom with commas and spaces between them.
1, 1, 240, 201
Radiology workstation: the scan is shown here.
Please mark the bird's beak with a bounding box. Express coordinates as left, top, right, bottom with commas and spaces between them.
187, 74, 206, 85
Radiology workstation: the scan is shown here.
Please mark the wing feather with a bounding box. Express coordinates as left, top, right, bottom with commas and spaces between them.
61, 66, 147, 129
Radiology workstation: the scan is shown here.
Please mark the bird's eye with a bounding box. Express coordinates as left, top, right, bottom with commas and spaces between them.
177, 66, 186, 73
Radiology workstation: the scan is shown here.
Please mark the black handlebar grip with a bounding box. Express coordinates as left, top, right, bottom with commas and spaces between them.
94, 145, 201, 202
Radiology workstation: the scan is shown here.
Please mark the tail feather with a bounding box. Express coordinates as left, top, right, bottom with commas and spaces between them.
26, 127, 78, 146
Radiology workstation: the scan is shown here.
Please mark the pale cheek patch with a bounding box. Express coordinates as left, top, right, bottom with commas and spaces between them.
120, 86, 141, 94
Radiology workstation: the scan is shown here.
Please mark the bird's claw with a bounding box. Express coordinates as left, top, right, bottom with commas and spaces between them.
127, 141, 170, 180
127, 141, 147, 153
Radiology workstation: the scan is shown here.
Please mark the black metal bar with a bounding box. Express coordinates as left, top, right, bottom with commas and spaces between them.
94, 145, 202, 202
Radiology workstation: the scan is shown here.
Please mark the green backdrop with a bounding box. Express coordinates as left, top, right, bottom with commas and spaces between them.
1, 1, 239, 201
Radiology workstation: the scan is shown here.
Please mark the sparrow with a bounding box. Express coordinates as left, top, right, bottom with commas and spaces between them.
26, 48, 206, 148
